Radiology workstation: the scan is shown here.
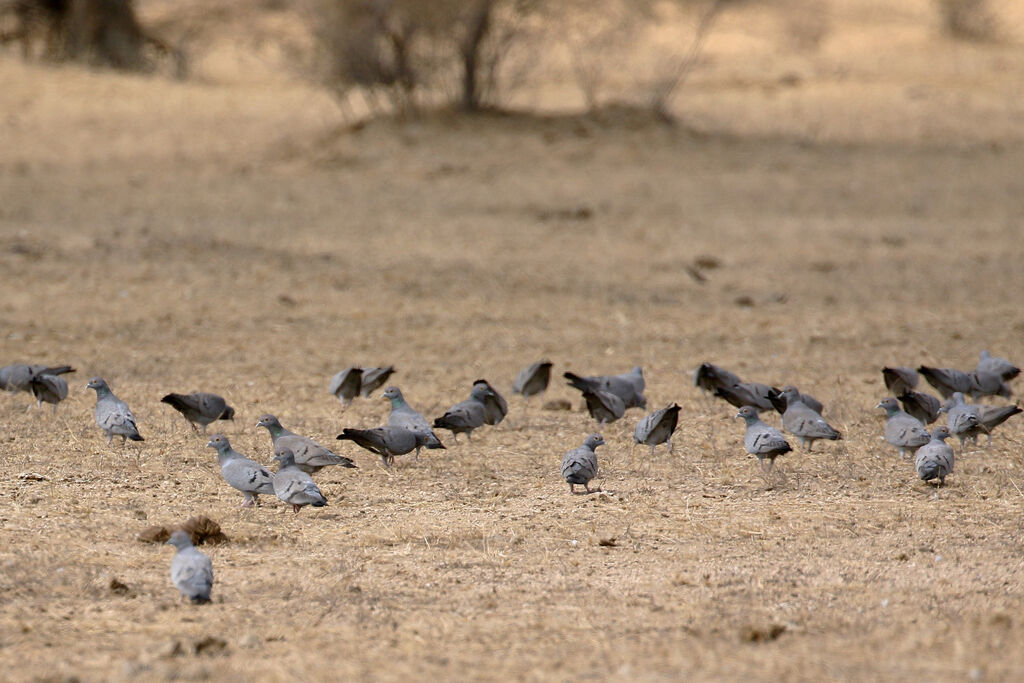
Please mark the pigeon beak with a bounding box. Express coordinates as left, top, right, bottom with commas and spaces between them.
734, 411, 742, 418
874, 402, 883, 409
254, 421, 262, 427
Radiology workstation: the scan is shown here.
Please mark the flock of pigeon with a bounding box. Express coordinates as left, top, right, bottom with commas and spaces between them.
1, 351, 1020, 603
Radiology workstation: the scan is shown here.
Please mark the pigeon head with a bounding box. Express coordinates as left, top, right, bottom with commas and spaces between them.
207, 434, 230, 451
979, 351, 991, 361
632, 366, 643, 376
584, 433, 605, 450
735, 406, 759, 423
255, 414, 282, 431
166, 529, 194, 550
86, 377, 109, 392
273, 447, 297, 468
220, 406, 235, 421
470, 384, 492, 401
931, 426, 952, 441
876, 397, 900, 415
382, 386, 404, 403
778, 387, 801, 403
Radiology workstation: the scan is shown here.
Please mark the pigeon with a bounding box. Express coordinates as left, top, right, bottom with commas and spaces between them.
161, 392, 234, 432
977, 351, 1020, 381
966, 370, 1012, 400
915, 426, 955, 486
328, 367, 363, 407
166, 530, 213, 604
382, 387, 445, 452
940, 393, 986, 450
87, 377, 143, 445
957, 402, 1024, 448
207, 434, 275, 506
473, 379, 508, 426
512, 360, 553, 400
714, 382, 774, 412
897, 390, 942, 425
561, 433, 604, 494
768, 385, 824, 416
255, 414, 356, 474
882, 367, 918, 396
337, 426, 432, 466
876, 397, 931, 459
359, 366, 395, 396
433, 384, 493, 442
28, 372, 68, 412
272, 447, 328, 513
0, 363, 75, 394
693, 362, 741, 395
564, 368, 646, 409
736, 406, 792, 473
778, 387, 841, 451
918, 366, 972, 399
581, 388, 625, 426
633, 403, 681, 455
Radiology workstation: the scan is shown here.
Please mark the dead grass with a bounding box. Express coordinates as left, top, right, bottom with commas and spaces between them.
1, 1, 1024, 681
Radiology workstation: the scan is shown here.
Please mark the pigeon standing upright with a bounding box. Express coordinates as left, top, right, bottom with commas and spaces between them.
561, 433, 604, 494
778, 387, 841, 451
940, 393, 986, 451
512, 361, 553, 402
337, 426, 432, 466
207, 434, 275, 507
272, 447, 328, 513
915, 426, 955, 486
256, 414, 355, 474
473, 379, 508, 426
382, 387, 445, 452
735, 406, 792, 473
161, 392, 234, 433
433, 384, 493, 442
882, 367, 918, 396
328, 367, 364, 408
166, 530, 213, 604
977, 351, 1019, 381
633, 403, 681, 455
876, 397, 931, 459
87, 378, 143, 445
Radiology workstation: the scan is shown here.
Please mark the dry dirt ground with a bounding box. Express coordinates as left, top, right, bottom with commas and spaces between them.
1, 1, 1024, 681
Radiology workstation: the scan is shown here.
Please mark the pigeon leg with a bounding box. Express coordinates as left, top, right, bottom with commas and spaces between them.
414, 447, 420, 461
201, 424, 208, 434
568, 483, 575, 494
466, 431, 473, 443
189, 421, 198, 433
452, 433, 459, 444
106, 433, 113, 446
121, 435, 127, 446
241, 494, 255, 508
649, 444, 656, 457
667, 439, 673, 455
292, 504, 301, 513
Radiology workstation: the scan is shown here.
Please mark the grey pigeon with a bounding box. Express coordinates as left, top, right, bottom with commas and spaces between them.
633, 403, 681, 455
167, 530, 213, 604
473, 378, 508, 426
876, 397, 931, 459
561, 433, 604, 494
897, 390, 942, 425
0, 363, 75, 394
736, 406, 792, 473
337, 426, 433, 466
581, 388, 625, 426
359, 366, 395, 396
882, 366, 918, 396
87, 377, 143, 445
256, 414, 356, 474
940, 392, 986, 451
272, 447, 328, 513
382, 387, 445, 451
433, 384, 492, 442
977, 351, 1019, 381
28, 372, 68, 412
207, 434, 275, 506
768, 385, 824, 415
714, 382, 774, 412
161, 392, 234, 432
915, 426, 955, 486
512, 360, 552, 400
778, 387, 841, 451
953, 402, 1024, 448
918, 366, 972, 399
693, 362, 741, 395
966, 370, 1012, 400
564, 368, 646, 409
328, 367, 363, 407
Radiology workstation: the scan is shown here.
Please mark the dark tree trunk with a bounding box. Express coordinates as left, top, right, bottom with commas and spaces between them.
459, 0, 493, 112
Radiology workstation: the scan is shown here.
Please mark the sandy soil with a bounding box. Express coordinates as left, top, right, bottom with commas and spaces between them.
1, 1, 1023, 681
